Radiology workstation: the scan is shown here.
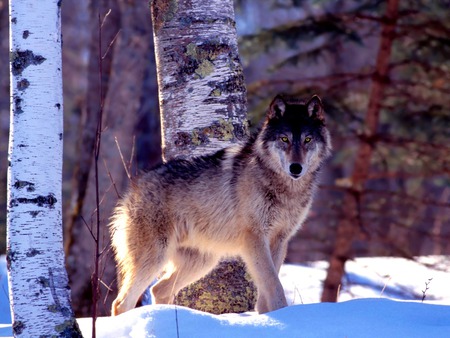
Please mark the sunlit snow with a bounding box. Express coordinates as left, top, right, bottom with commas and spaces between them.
1, 255, 450, 337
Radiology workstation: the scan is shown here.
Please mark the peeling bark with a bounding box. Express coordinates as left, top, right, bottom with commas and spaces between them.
151, 0, 249, 161
321, 0, 400, 303
7, 1, 82, 336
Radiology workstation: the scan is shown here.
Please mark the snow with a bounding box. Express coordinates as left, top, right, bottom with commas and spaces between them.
1, 255, 450, 337
280, 257, 450, 304
75, 299, 450, 338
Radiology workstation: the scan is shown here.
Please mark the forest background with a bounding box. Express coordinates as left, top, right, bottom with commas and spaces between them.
0, 0, 449, 317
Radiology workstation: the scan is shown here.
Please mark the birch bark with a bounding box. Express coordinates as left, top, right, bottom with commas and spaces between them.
150, 0, 255, 313
7, 0, 82, 336
152, 0, 248, 161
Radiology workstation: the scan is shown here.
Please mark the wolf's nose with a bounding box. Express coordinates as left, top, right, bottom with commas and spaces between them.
289, 163, 302, 175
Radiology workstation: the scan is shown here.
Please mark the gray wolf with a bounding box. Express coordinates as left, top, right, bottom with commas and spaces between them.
110, 94, 332, 315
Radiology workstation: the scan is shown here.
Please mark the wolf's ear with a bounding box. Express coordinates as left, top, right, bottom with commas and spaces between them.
268, 95, 286, 119
307, 95, 325, 121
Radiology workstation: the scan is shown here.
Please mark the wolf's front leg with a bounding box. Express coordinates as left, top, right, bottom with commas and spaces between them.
240, 231, 287, 313
270, 233, 290, 274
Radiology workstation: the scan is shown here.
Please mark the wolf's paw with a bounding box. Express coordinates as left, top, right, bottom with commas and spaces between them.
111, 297, 129, 316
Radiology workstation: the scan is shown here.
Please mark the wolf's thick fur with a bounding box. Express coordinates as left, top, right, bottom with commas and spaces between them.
110, 95, 331, 315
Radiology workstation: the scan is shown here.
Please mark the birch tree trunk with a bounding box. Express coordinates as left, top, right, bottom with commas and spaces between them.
321, 0, 399, 302
150, 0, 255, 314
7, 1, 82, 336
152, 0, 248, 160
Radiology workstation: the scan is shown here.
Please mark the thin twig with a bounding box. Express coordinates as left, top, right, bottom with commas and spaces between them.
99, 278, 113, 292
421, 278, 433, 302
92, 8, 107, 338
102, 29, 121, 60
293, 285, 304, 305
175, 305, 180, 338
80, 215, 96, 241
115, 136, 132, 180
100, 9, 112, 28
129, 135, 136, 177
102, 157, 121, 198
380, 276, 391, 297
104, 278, 117, 307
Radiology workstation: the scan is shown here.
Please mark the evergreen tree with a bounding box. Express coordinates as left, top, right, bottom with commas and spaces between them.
238, 0, 450, 300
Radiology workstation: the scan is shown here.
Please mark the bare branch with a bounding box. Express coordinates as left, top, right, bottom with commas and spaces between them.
100, 8, 112, 29
102, 29, 121, 60
114, 136, 131, 180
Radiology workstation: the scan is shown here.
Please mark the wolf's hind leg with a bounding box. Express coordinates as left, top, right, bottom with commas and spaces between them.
151, 248, 217, 304
112, 253, 166, 316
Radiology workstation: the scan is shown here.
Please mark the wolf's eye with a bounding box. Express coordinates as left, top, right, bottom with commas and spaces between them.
280, 136, 289, 143
304, 137, 312, 143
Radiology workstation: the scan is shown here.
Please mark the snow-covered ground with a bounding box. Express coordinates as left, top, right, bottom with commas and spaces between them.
1, 255, 450, 337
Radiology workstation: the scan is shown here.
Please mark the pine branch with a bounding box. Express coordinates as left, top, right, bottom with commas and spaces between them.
239, 13, 364, 58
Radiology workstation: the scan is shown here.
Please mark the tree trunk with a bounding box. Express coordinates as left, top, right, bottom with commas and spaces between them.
7, 1, 82, 336
152, 0, 248, 161
150, 0, 256, 313
321, 0, 399, 302
66, 0, 154, 317
0, 3, 10, 254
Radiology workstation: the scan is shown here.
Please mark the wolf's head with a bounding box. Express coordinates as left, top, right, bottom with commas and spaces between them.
256, 95, 332, 180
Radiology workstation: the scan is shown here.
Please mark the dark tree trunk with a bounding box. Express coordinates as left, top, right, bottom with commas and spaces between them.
321, 0, 400, 302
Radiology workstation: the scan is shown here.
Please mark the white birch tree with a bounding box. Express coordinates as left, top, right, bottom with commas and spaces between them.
7, 1, 82, 336
150, 0, 255, 313
152, 0, 248, 160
